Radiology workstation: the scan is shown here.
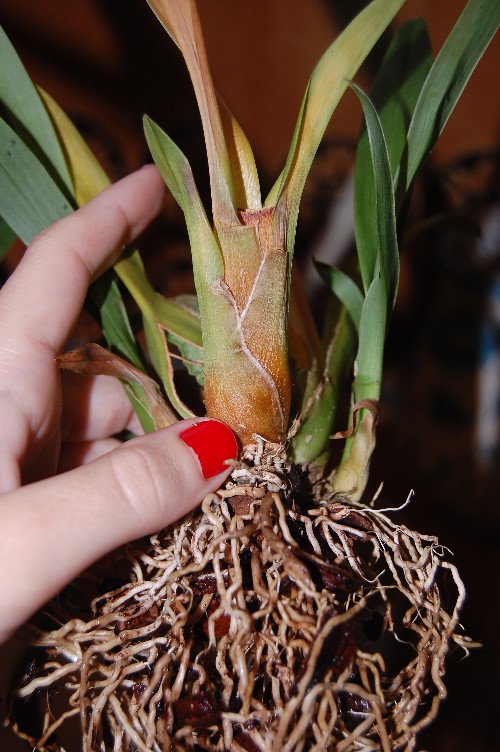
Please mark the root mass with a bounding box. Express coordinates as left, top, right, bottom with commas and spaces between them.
11, 442, 471, 751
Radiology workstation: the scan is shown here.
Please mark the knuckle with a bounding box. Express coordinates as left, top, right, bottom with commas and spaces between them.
107, 442, 185, 526
29, 220, 95, 278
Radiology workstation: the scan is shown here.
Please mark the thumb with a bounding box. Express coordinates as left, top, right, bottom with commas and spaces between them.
0, 419, 238, 642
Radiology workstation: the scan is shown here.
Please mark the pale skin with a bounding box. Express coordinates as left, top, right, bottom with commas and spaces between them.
0, 165, 232, 644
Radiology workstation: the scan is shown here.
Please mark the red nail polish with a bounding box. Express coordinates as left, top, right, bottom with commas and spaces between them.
179, 420, 238, 479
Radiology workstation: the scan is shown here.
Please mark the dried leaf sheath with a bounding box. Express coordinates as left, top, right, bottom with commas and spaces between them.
205, 206, 291, 445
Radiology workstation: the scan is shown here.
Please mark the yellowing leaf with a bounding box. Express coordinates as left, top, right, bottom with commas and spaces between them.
38, 88, 110, 205
146, 0, 236, 223
217, 95, 261, 211
269, 0, 406, 255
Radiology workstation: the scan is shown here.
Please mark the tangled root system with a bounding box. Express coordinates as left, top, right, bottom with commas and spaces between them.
11, 442, 471, 751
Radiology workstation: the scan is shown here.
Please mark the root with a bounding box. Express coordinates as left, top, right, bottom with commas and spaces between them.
9, 443, 471, 751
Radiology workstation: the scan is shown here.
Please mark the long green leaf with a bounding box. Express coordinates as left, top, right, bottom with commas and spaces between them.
39, 92, 166, 422
0, 97, 146, 371
397, 0, 500, 202
316, 261, 364, 332
331, 86, 397, 496
36, 90, 172, 389
88, 271, 158, 431
267, 0, 406, 254
0, 25, 72, 196
351, 83, 399, 311
0, 117, 73, 243
115, 248, 202, 349
144, 115, 231, 401
363, 19, 433, 176
332, 82, 398, 496
142, 315, 195, 419
143, 115, 222, 282
354, 19, 433, 289
355, 276, 386, 399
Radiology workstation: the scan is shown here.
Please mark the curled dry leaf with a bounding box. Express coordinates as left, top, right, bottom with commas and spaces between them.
331, 398, 380, 440
56, 343, 177, 429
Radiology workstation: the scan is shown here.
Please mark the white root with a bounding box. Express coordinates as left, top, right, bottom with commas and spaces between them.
8, 444, 470, 752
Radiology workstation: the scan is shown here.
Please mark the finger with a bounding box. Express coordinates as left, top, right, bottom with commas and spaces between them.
57, 438, 123, 473
0, 419, 238, 643
61, 373, 143, 442
0, 395, 25, 490
0, 166, 165, 490
0, 164, 166, 355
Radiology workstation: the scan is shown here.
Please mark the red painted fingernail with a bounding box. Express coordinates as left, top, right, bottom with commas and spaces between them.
179, 420, 238, 479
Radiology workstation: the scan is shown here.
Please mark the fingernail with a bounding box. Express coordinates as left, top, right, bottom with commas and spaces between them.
179, 420, 238, 479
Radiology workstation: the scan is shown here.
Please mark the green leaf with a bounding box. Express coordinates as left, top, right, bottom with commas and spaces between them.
0, 39, 181, 432
0, 109, 145, 386
167, 331, 204, 385
397, 0, 500, 202
351, 82, 399, 311
88, 270, 158, 432
267, 0, 406, 255
145, 115, 241, 420
0, 117, 73, 244
290, 305, 356, 466
88, 272, 145, 371
143, 115, 223, 288
332, 85, 395, 489
115, 248, 202, 348
315, 261, 364, 332
364, 19, 433, 176
331, 277, 385, 498
355, 275, 386, 400
0, 25, 72, 196
142, 314, 195, 419
165, 294, 204, 385
354, 19, 433, 286
114, 246, 203, 415
146, 291, 203, 409
334, 0, 498, 498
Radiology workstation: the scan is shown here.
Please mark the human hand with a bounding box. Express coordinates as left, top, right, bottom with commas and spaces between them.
0, 165, 238, 643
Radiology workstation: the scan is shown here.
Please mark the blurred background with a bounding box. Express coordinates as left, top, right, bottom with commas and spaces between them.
0, 1, 499, 749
